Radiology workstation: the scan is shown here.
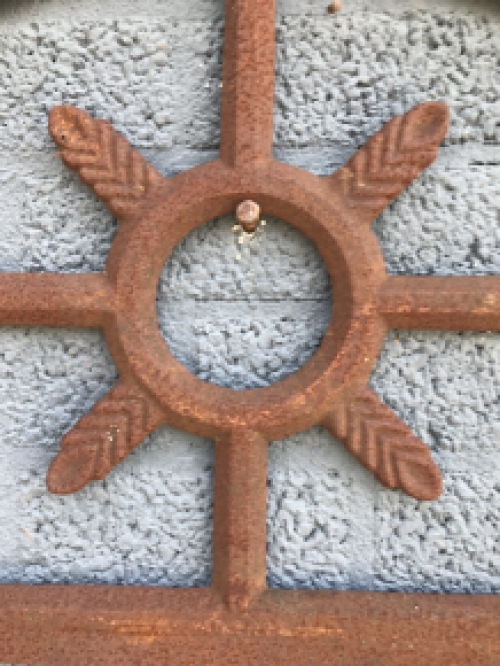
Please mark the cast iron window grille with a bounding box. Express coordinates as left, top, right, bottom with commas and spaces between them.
0, 1, 499, 663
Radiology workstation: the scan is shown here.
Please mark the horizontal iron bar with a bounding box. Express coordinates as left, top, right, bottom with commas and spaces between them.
379, 275, 500, 331
0, 586, 499, 665
0, 273, 114, 328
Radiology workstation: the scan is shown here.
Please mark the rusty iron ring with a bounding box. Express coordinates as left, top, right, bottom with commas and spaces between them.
107, 158, 386, 438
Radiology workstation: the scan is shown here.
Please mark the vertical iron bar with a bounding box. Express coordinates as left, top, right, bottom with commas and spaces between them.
219, 0, 277, 167
212, 429, 268, 609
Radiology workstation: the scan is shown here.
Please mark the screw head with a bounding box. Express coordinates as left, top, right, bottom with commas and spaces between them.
327, 0, 342, 14
236, 200, 260, 233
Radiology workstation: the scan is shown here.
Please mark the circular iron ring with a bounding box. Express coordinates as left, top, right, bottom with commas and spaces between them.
106, 159, 387, 440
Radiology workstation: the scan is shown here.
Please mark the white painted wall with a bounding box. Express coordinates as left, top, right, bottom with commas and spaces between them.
0, 0, 498, 620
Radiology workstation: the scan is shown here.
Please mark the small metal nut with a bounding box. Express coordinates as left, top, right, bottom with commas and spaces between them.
327, 0, 342, 13
236, 200, 260, 233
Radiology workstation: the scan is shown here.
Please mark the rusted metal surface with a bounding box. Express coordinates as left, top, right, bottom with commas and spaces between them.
212, 430, 268, 610
235, 199, 261, 232
2, 586, 500, 665
328, 0, 343, 14
0, 0, 499, 663
322, 387, 442, 500
43, 99, 450, 500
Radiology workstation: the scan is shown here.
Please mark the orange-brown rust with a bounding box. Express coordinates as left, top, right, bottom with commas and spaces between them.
0, 273, 114, 327
379, 275, 500, 330
219, 0, 276, 166
322, 387, 442, 500
47, 379, 167, 495
1, 586, 500, 665
49, 106, 168, 223
212, 430, 268, 609
326, 102, 450, 224
0, 0, 496, 662
327, 0, 342, 13
236, 199, 261, 232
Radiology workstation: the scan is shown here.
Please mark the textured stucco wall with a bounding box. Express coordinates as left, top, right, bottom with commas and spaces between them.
0, 0, 498, 616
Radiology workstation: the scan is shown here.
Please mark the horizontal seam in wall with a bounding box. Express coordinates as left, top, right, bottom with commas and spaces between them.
160, 298, 332, 303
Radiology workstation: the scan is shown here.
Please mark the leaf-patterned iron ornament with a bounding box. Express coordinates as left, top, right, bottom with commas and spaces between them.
1, 2, 463, 504
44, 98, 449, 499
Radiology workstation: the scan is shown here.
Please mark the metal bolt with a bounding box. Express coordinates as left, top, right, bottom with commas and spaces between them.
236, 200, 260, 233
327, 0, 342, 13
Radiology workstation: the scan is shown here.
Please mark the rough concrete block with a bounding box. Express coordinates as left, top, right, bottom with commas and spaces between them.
0, 446, 212, 586
268, 428, 376, 590
374, 471, 500, 592
0, 157, 116, 273
0, 325, 213, 585
275, 11, 500, 148
370, 330, 500, 473
280, 0, 500, 14
1, 6, 499, 155
0, 327, 116, 452
0, 19, 223, 152
0, 0, 222, 23
159, 301, 331, 389
159, 214, 332, 302
1, 0, 498, 24
373, 165, 500, 276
